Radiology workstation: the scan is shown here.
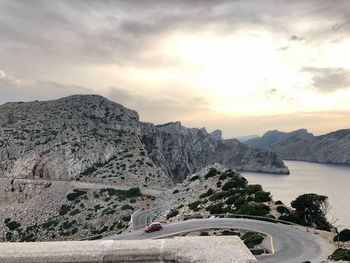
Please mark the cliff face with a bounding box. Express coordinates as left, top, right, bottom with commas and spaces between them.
245, 129, 350, 164
0, 95, 172, 187
140, 122, 289, 181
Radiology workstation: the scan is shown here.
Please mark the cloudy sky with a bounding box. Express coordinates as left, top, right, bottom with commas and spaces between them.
1, 0, 350, 137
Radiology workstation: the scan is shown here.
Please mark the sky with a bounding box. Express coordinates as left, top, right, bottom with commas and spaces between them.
1, 0, 350, 138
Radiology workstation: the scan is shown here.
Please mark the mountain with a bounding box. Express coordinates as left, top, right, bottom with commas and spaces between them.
0, 95, 288, 242
141, 122, 289, 181
233, 135, 259, 143
245, 129, 350, 164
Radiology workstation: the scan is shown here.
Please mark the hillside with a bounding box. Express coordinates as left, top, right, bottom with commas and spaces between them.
0, 95, 289, 241
245, 129, 350, 164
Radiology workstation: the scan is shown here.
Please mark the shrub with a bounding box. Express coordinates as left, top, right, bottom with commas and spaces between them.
189, 175, 199, 181
329, 248, 350, 261
275, 200, 283, 205
167, 210, 179, 219
6, 221, 21, 231
66, 189, 87, 201
222, 181, 236, 191
199, 188, 214, 199
206, 203, 224, 214
238, 203, 270, 216
209, 191, 226, 201
219, 173, 227, 180
222, 177, 247, 190
204, 168, 217, 179
222, 230, 240, 236
276, 206, 290, 215
246, 184, 263, 195
254, 191, 271, 202
216, 181, 222, 188
241, 232, 264, 248
173, 189, 179, 194
121, 204, 134, 211
69, 209, 81, 216
200, 231, 209, 236
188, 201, 201, 211
59, 204, 72, 215
334, 229, 350, 242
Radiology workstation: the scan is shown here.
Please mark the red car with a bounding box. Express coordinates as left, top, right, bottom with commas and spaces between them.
144, 222, 163, 233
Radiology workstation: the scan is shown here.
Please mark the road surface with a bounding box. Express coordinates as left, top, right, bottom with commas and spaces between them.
107, 218, 332, 263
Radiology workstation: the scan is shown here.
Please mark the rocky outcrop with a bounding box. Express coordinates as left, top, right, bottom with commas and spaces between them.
245, 129, 350, 164
0, 95, 172, 187
140, 122, 289, 181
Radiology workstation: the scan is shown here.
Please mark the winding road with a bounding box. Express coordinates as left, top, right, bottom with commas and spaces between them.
107, 217, 332, 263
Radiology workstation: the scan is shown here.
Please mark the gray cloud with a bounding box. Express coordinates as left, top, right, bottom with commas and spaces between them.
0, 70, 93, 104
105, 87, 211, 123
302, 67, 350, 92
290, 35, 304, 41
1, 0, 349, 70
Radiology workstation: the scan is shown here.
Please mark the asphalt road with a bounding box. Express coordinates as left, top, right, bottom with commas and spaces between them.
107, 218, 332, 263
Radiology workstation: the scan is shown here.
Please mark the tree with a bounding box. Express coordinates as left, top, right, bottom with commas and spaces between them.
291, 193, 331, 231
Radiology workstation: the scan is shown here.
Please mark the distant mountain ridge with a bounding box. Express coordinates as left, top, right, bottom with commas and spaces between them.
245, 129, 350, 164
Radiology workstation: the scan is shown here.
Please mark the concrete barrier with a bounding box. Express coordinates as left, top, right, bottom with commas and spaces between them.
0, 236, 257, 263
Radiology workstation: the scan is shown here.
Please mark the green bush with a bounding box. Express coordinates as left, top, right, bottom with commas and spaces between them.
6, 221, 21, 231
329, 248, 350, 261
66, 189, 87, 201
59, 204, 72, 215
204, 168, 217, 179
121, 204, 134, 211
209, 191, 226, 201
167, 209, 179, 219
275, 200, 283, 205
199, 188, 214, 199
222, 230, 240, 236
218, 173, 227, 180
189, 175, 199, 181
334, 229, 350, 242
206, 203, 224, 214
246, 184, 263, 195
254, 191, 271, 202
188, 201, 201, 211
238, 203, 270, 216
69, 209, 81, 216
276, 206, 290, 215
241, 232, 264, 248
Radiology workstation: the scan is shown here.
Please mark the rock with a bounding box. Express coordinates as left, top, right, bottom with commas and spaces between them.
245, 129, 350, 164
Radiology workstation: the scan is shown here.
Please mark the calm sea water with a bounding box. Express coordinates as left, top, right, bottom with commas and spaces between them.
241, 160, 350, 229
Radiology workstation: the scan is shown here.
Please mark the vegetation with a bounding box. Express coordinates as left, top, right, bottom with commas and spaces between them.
253, 191, 271, 202
329, 248, 350, 261
199, 188, 214, 199
204, 168, 217, 179
167, 209, 179, 219
66, 189, 87, 201
246, 184, 263, 195
188, 201, 202, 211
241, 232, 264, 248
121, 204, 134, 211
333, 229, 350, 242
276, 206, 290, 215
189, 175, 199, 181
5, 220, 21, 231
291, 193, 331, 230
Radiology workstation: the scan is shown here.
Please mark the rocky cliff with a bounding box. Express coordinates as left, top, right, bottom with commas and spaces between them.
0, 95, 172, 187
140, 122, 289, 181
245, 129, 350, 164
